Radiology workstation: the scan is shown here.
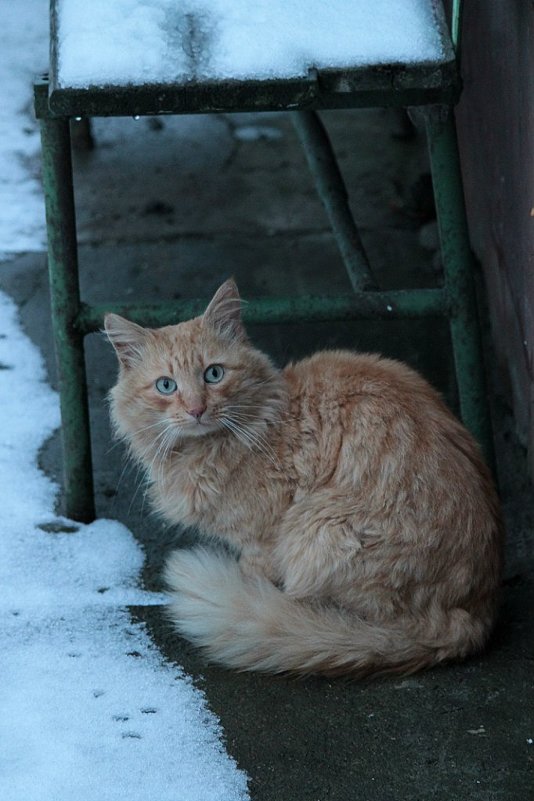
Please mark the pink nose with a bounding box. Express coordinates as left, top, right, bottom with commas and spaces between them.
187, 405, 207, 421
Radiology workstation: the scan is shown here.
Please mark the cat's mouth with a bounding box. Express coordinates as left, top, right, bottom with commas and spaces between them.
179, 416, 218, 437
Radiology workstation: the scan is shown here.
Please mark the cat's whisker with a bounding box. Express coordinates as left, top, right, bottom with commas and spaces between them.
219, 418, 256, 457
126, 434, 172, 515
223, 412, 278, 448
150, 429, 183, 506
244, 430, 279, 466
113, 451, 135, 498
159, 424, 181, 460
142, 422, 180, 492
151, 425, 179, 472
222, 407, 267, 417
122, 420, 182, 516
127, 463, 149, 516
223, 413, 278, 455
112, 421, 177, 479
221, 411, 260, 423
221, 415, 279, 467
223, 403, 297, 423
110, 435, 158, 508
222, 404, 260, 409
133, 423, 175, 467
108, 419, 173, 459
133, 419, 174, 435
104, 438, 127, 457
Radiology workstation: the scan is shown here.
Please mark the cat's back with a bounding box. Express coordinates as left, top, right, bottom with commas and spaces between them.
283, 349, 442, 413
282, 349, 492, 496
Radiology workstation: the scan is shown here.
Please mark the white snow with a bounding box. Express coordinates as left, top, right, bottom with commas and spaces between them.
56, 0, 445, 88
57, 0, 190, 89
0, 290, 249, 800
1, 5, 250, 794
0, 0, 48, 256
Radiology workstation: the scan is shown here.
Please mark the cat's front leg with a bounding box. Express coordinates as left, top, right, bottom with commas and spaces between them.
274, 493, 367, 601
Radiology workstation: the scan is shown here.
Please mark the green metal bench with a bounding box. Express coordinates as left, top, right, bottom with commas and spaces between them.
35, 0, 491, 523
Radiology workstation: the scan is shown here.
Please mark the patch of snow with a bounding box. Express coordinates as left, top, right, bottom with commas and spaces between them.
57, 0, 190, 89
0, 289, 249, 800
0, 0, 48, 256
56, 0, 445, 87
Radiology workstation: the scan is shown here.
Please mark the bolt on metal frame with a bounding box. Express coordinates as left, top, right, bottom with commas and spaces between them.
35, 0, 491, 523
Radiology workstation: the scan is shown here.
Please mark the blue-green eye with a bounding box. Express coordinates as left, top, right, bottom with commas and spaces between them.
155, 376, 177, 394
204, 364, 224, 384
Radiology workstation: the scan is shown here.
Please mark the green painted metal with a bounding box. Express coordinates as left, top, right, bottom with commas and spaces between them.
78, 289, 448, 334
451, 0, 463, 51
42, 78, 460, 120
426, 108, 495, 470
39, 117, 96, 522
34, 78, 49, 118
292, 111, 377, 292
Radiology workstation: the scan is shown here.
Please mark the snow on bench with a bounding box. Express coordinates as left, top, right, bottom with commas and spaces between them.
55, 0, 447, 89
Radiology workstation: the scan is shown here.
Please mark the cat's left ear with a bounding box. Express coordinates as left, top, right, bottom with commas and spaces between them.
104, 313, 150, 369
202, 279, 246, 342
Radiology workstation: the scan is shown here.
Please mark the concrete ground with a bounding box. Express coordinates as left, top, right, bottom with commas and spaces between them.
2, 108, 533, 800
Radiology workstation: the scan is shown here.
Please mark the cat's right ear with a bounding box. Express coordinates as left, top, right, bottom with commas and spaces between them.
202, 278, 246, 342
104, 313, 149, 369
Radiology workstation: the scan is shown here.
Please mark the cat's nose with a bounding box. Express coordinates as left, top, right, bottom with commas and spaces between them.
187, 405, 207, 421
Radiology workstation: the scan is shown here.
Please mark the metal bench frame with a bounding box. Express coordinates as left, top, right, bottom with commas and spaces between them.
35, 0, 492, 522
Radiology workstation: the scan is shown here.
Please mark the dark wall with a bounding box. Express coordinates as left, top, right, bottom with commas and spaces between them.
454, 1, 534, 470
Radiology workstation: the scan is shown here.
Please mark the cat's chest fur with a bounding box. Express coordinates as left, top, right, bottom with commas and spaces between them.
150, 437, 290, 545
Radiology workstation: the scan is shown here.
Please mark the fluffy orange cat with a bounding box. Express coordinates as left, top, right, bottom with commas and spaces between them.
105, 279, 503, 677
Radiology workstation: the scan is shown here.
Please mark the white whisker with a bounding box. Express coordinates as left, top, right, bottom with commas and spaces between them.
220, 418, 255, 455
221, 415, 279, 468
223, 403, 295, 423
222, 411, 278, 452
126, 425, 175, 515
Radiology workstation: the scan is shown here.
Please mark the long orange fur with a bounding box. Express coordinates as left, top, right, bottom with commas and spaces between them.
105, 279, 503, 677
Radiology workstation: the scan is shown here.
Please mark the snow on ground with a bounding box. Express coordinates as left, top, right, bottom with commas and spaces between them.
0, 290, 249, 800
56, 0, 445, 87
0, 0, 48, 257
1, 4, 250, 796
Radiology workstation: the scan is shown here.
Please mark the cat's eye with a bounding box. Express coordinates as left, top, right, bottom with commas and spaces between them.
155, 376, 177, 395
204, 364, 225, 384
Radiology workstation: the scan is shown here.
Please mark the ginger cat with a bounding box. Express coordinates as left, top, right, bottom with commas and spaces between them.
105, 279, 503, 677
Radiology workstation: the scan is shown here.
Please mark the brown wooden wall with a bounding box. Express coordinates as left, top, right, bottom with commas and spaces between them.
454, 1, 534, 471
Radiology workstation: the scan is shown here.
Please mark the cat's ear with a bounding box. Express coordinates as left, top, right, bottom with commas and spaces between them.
202, 279, 246, 342
104, 313, 150, 369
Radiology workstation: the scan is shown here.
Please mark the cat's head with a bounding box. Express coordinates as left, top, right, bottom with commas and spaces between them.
105, 279, 285, 455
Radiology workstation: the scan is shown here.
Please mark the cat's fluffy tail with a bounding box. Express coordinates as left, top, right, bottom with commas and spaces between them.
164, 547, 487, 677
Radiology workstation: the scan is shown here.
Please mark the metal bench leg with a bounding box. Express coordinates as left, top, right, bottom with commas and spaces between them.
40, 116, 95, 522
425, 107, 495, 469
292, 111, 377, 292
